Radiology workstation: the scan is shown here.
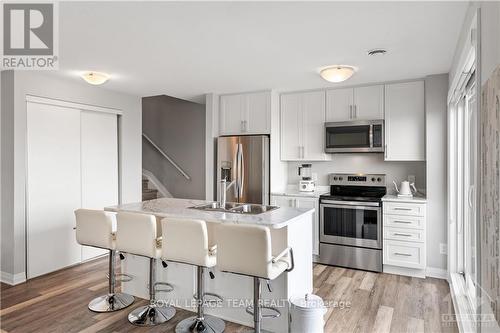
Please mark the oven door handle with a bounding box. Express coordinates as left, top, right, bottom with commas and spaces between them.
320, 200, 380, 207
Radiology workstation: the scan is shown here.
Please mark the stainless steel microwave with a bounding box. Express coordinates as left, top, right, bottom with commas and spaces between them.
325, 120, 384, 153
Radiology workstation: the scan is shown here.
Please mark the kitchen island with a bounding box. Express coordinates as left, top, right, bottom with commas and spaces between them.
106, 198, 314, 332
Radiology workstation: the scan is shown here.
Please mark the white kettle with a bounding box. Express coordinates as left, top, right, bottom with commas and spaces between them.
393, 180, 417, 197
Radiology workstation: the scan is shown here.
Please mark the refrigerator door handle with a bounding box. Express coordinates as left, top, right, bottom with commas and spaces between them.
239, 143, 245, 198
232, 143, 239, 198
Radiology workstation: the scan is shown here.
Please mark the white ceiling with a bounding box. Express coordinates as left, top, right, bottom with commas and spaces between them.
57, 1, 468, 102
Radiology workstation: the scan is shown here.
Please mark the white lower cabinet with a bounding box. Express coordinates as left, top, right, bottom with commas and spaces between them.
271, 195, 319, 256
382, 200, 427, 278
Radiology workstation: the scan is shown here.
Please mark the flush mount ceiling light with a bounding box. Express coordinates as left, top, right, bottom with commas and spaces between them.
81, 71, 110, 85
319, 66, 356, 83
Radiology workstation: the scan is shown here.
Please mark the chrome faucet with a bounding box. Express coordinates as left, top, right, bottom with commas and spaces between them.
220, 179, 236, 208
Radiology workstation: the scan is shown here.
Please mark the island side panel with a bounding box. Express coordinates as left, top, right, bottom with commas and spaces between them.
286, 211, 314, 298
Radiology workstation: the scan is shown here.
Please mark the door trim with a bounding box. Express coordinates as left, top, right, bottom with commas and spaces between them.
26, 95, 122, 115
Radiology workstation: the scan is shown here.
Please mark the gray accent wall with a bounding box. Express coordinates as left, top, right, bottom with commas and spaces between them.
142, 95, 205, 200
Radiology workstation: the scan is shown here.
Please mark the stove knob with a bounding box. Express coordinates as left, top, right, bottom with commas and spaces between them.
371, 177, 376, 182
339, 176, 344, 181
377, 177, 382, 182
333, 176, 338, 181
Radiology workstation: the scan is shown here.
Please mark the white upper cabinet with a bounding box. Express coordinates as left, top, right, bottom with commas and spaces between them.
219, 91, 271, 135
325, 88, 353, 121
326, 85, 384, 121
353, 85, 384, 120
280, 93, 302, 160
302, 91, 328, 160
384, 81, 425, 161
281, 90, 330, 161
219, 94, 243, 134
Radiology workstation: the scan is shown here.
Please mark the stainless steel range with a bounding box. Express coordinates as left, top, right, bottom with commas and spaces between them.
318, 173, 386, 272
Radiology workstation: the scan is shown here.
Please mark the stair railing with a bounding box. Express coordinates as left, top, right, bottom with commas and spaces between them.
142, 134, 191, 180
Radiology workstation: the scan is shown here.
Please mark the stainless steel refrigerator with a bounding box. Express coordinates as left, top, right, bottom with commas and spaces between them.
217, 135, 270, 205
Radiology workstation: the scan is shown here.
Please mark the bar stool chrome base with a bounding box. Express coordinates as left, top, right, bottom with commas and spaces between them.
176, 314, 225, 333
88, 293, 134, 312
128, 304, 176, 326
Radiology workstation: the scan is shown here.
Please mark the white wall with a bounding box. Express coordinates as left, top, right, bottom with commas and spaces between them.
1, 71, 142, 279
425, 74, 449, 272
1, 71, 15, 276
205, 93, 218, 201
480, 1, 500, 85
287, 156, 426, 192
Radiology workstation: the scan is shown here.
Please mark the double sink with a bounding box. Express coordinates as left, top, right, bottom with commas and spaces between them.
190, 202, 278, 215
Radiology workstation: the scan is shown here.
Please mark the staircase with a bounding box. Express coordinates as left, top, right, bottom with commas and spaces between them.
142, 177, 160, 201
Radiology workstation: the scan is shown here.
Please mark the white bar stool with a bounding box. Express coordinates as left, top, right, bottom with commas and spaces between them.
162, 217, 225, 333
216, 224, 294, 333
74, 209, 135, 312
116, 211, 176, 326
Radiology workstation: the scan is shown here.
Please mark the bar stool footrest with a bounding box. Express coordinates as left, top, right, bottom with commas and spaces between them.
154, 281, 174, 293
105, 273, 133, 283
192, 292, 224, 305
246, 305, 281, 318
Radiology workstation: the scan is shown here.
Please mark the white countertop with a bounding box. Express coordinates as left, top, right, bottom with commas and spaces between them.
271, 185, 329, 198
382, 194, 427, 203
106, 197, 314, 229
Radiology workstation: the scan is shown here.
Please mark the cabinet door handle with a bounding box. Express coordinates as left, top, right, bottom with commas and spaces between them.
301, 146, 305, 159
349, 105, 353, 119
394, 233, 412, 237
394, 252, 412, 257
354, 105, 357, 118
394, 220, 412, 224
384, 144, 387, 158
394, 207, 412, 211
241, 120, 245, 132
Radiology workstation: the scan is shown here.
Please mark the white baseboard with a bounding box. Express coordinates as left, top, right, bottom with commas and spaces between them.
426, 266, 448, 280
1, 271, 26, 285
384, 265, 426, 278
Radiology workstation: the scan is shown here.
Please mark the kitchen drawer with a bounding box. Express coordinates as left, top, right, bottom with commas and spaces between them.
383, 240, 425, 269
383, 202, 426, 217
384, 214, 425, 230
384, 227, 425, 243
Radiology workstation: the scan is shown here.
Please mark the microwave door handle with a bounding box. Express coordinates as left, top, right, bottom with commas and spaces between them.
369, 124, 374, 148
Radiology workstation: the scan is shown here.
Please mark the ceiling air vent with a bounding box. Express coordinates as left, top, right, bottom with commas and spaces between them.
367, 49, 387, 56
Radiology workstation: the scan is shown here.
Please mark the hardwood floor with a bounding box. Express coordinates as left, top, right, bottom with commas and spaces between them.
0, 257, 457, 333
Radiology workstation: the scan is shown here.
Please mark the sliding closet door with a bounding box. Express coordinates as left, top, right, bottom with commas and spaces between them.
27, 102, 82, 278
80, 111, 119, 261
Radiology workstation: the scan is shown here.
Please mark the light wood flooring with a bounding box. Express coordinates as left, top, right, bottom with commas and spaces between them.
0, 256, 457, 333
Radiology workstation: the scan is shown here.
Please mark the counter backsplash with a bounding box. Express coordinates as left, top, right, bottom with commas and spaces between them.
287, 154, 426, 194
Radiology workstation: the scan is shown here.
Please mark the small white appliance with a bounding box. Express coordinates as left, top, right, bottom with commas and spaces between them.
298, 164, 315, 192
393, 180, 417, 198
299, 180, 315, 192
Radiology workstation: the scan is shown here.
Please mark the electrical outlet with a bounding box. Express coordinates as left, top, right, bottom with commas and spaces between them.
439, 243, 447, 255
408, 175, 416, 184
